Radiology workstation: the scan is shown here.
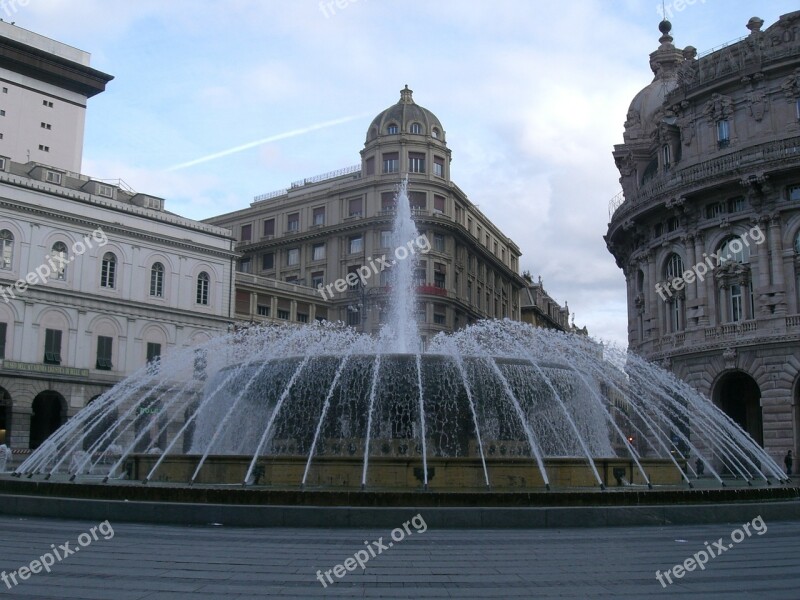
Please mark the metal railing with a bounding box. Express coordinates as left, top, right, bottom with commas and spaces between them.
254, 164, 362, 203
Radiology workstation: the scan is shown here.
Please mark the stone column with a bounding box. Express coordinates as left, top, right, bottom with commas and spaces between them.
684, 234, 697, 302
647, 251, 659, 338
694, 234, 709, 325
769, 214, 784, 287
757, 216, 771, 290
719, 285, 728, 323
10, 405, 31, 449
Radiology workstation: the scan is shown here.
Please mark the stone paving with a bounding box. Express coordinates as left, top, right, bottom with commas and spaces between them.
0, 515, 798, 598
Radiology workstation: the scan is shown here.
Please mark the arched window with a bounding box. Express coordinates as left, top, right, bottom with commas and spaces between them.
794, 230, 800, 254
0, 230, 12, 269
150, 263, 164, 297
51, 242, 68, 280
386, 123, 398, 135
196, 272, 210, 305
410, 122, 422, 134
100, 252, 116, 288
431, 128, 440, 139
665, 253, 684, 280
719, 236, 750, 264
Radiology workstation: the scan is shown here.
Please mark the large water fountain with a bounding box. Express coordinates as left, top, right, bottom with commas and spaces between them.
13, 179, 786, 491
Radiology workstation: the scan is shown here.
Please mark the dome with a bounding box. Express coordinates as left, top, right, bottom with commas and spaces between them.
365, 86, 445, 143
623, 20, 684, 140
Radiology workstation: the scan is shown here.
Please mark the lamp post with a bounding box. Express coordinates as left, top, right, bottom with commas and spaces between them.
347, 281, 384, 333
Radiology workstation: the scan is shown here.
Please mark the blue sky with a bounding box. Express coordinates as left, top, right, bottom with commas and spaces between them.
10, 0, 798, 347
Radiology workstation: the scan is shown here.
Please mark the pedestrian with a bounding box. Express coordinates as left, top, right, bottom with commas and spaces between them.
695, 456, 704, 478
784, 450, 793, 476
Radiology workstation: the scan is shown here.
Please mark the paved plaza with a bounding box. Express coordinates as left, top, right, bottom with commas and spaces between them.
0, 514, 798, 598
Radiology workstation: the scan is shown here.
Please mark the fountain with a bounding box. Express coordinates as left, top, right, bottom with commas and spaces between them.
11, 179, 787, 492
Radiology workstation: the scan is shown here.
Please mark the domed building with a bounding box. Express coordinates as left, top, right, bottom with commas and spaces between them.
207, 87, 545, 346
606, 13, 800, 462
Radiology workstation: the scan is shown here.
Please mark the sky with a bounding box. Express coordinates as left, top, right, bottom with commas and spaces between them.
8, 0, 798, 348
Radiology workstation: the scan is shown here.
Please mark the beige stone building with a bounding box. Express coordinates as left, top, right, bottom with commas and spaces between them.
606, 13, 800, 462
207, 87, 532, 346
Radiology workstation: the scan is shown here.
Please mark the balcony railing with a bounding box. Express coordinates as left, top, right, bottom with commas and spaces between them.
610, 136, 800, 222
416, 285, 448, 297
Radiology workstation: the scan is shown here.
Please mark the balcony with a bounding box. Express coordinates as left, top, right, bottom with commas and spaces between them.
610, 135, 800, 222
416, 285, 447, 297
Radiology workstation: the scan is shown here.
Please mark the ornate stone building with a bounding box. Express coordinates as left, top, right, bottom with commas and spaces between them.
0, 23, 236, 452
606, 13, 800, 462
207, 87, 531, 346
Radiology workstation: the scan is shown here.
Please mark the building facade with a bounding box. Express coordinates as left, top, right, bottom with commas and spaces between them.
606, 14, 800, 461
207, 87, 530, 346
0, 21, 112, 173
0, 24, 236, 451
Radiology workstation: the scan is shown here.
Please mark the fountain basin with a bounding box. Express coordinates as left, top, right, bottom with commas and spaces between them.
129, 454, 685, 488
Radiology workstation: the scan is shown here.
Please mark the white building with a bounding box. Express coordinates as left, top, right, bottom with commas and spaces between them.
0, 23, 236, 451
0, 21, 112, 173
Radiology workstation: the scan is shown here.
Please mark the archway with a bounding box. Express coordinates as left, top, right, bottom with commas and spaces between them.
714, 372, 763, 447
29, 391, 66, 449
0, 386, 11, 445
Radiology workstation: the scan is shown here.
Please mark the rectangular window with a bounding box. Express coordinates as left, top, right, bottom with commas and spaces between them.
44, 328, 62, 365
287, 248, 299, 266
347, 265, 361, 289
717, 120, 730, 148
312, 243, 326, 261
261, 253, 274, 270
730, 285, 743, 323
380, 230, 392, 248
789, 185, 800, 202
654, 223, 664, 237
381, 192, 396, 211
0, 322, 6, 359
705, 203, 723, 218
433, 156, 444, 178
727, 196, 745, 213
43, 100, 53, 107
348, 197, 363, 217
311, 271, 324, 289
349, 236, 363, 254
285, 275, 298, 283
667, 217, 679, 232
287, 213, 299, 232
2, 87, 6, 93
146, 342, 161, 364
297, 313, 309, 323
433, 304, 447, 325
45, 171, 61, 184
277, 309, 290, 320
96, 336, 113, 370
414, 260, 427, 287
97, 184, 113, 198
434, 234, 445, 252
238, 257, 252, 273
241, 224, 252, 241
409, 191, 426, 210
434, 262, 446, 288
38, 144, 49, 152
263, 218, 275, 237
382, 152, 399, 173
467, 281, 472, 303
347, 308, 361, 326
433, 195, 446, 213
40, 122, 52, 130
313, 206, 325, 226
409, 152, 425, 173
365, 157, 375, 176
257, 304, 270, 317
